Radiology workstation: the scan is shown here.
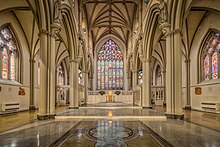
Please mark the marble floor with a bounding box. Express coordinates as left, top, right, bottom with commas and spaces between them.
0, 106, 68, 133
1, 104, 220, 147
55, 120, 169, 147
153, 105, 220, 132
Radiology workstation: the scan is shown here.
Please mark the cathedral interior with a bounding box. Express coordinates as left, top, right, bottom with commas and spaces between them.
0, 0, 220, 146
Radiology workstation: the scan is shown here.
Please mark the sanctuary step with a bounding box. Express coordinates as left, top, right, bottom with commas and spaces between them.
55, 108, 166, 120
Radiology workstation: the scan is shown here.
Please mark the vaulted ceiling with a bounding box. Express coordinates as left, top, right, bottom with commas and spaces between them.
83, 0, 138, 48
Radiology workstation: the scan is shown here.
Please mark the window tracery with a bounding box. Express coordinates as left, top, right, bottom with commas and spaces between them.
202, 32, 220, 81
97, 40, 123, 90
0, 26, 17, 81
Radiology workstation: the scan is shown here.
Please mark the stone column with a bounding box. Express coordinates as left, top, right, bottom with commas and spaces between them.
185, 59, 191, 109
127, 72, 131, 90
69, 60, 79, 109
160, 23, 184, 119
83, 71, 88, 104
49, 32, 56, 114
142, 59, 152, 108
37, 30, 56, 120
132, 70, 137, 89
162, 69, 166, 104
38, 30, 48, 118
29, 58, 35, 110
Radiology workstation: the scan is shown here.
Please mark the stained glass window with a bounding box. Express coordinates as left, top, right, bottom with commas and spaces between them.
57, 63, 64, 85
2, 48, 8, 79
212, 52, 218, 79
0, 26, 18, 81
10, 53, 16, 80
97, 40, 123, 90
204, 55, 210, 80
202, 32, 220, 81
155, 65, 162, 85
138, 69, 143, 85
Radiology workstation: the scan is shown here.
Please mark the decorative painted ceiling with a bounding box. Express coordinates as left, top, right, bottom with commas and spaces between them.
83, 0, 138, 48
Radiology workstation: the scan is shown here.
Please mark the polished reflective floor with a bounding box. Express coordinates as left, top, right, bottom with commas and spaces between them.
56, 120, 167, 147
0, 106, 68, 133
1, 104, 220, 147
153, 105, 220, 132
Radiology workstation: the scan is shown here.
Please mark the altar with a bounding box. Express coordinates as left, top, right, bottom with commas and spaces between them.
87, 91, 133, 104
107, 91, 113, 102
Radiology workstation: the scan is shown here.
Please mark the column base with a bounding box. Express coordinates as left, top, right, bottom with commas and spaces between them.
29, 105, 36, 110
165, 112, 184, 120
69, 106, 79, 109
37, 113, 56, 120
142, 106, 153, 109
184, 105, 191, 109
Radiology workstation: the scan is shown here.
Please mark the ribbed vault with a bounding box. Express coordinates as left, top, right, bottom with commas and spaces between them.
83, 0, 138, 47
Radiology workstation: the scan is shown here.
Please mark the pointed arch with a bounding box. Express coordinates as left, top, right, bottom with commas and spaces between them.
0, 24, 21, 81
200, 31, 220, 81
97, 39, 123, 90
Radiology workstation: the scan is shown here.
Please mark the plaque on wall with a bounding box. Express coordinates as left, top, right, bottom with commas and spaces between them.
195, 87, 202, 95
19, 87, 25, 95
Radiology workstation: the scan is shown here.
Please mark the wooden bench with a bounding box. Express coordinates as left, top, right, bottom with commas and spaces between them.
1, 102, 20, 112
201, 102, 220, 112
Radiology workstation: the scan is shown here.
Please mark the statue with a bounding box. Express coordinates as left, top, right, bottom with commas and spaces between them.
54, 0, 62, 25
158, 0, 168, 24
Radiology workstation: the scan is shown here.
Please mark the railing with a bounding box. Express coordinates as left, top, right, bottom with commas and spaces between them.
151, 86, 165, 105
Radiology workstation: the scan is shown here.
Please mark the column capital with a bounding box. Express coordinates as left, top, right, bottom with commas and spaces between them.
38, 29, 57, 38
184, 59, 191, 63
69, 59, 79, 63
38, 29, 48, 36
82, 70, 89, 74
132, 70, 137, 73
29, 59, 35, 63
167, 28, 183, 37
142, 59, 151, 63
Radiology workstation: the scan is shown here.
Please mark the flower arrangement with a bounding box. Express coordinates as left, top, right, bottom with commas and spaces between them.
99, 91, 105, 95
115, 91, 121, 95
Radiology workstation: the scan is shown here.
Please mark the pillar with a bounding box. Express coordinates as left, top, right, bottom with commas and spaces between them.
162, 69, 166, 105
69, 60, 79, 109
83, 71, 88, 104
127, 72, 132, 90
37, 30, 56, 120
185, 59, 191, 109
132, 70, 137, 89
142, 59, 152, 108
162, 27, 184, 119
29, 58, 35, 110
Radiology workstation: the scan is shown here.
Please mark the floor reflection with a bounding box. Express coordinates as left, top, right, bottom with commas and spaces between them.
59, 120, 164, 147
86, 120, 137, 146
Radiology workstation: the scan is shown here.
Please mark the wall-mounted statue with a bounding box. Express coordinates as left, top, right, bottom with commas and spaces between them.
158, 0, 168, 24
